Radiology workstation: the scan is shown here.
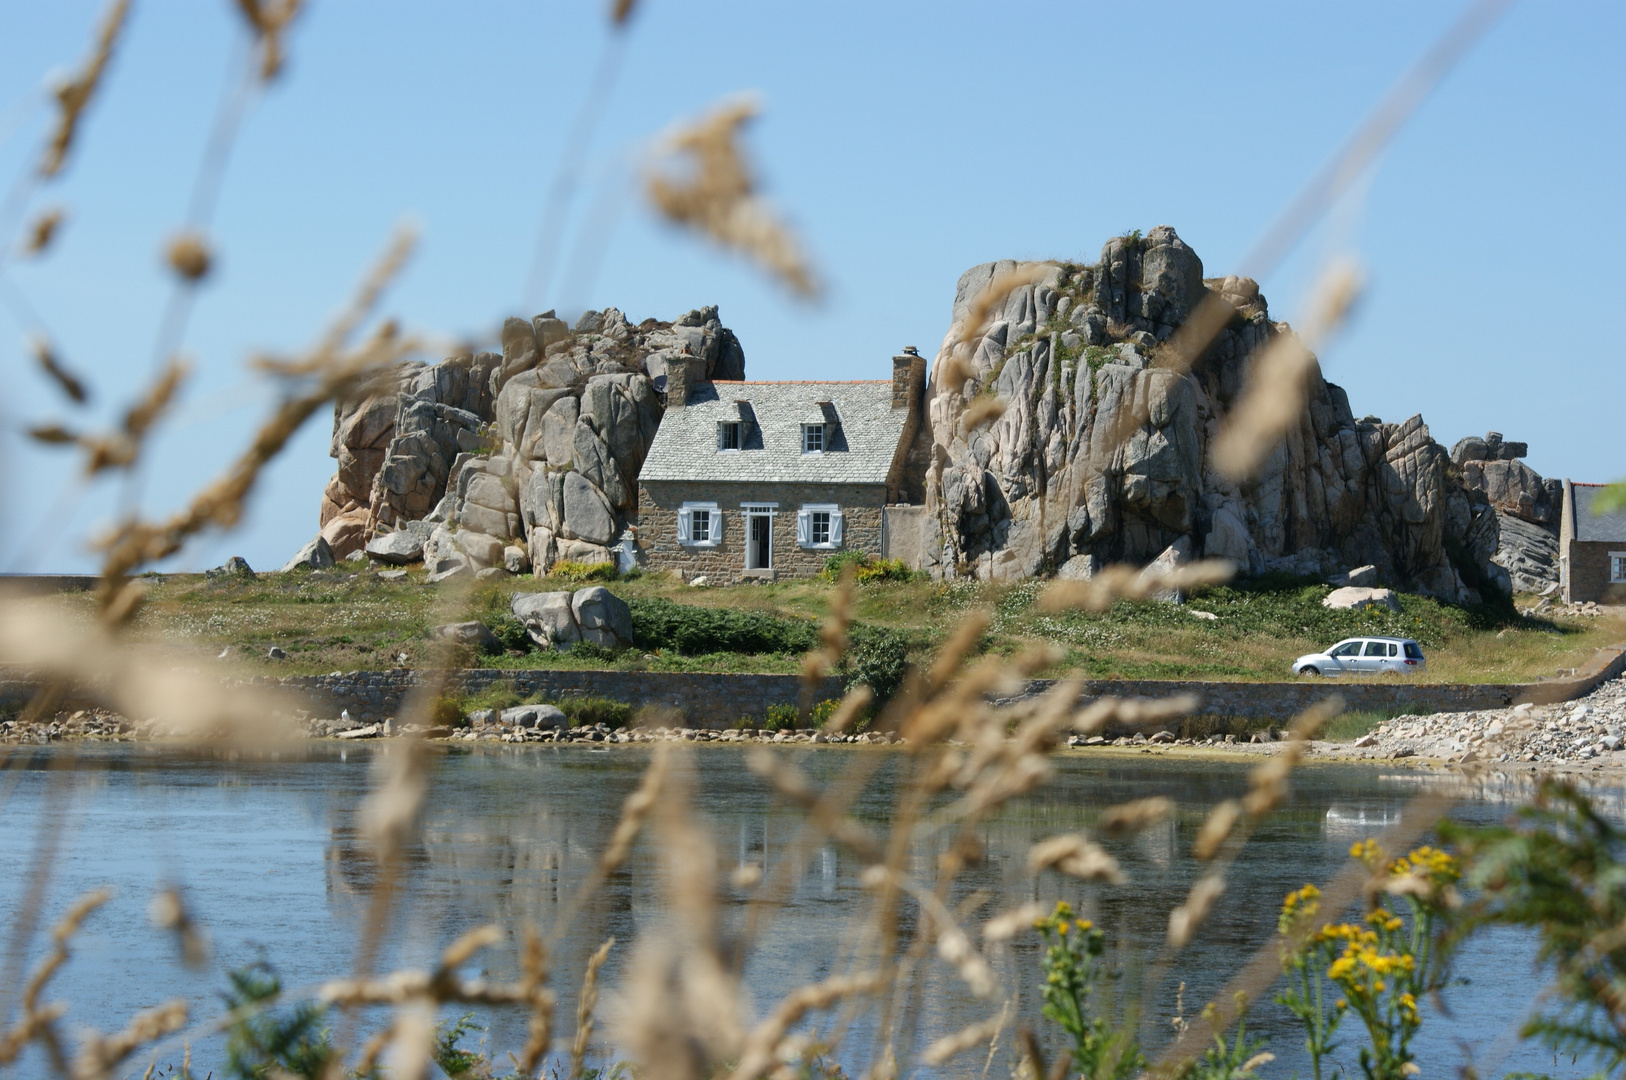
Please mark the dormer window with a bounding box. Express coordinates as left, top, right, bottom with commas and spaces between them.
802, 423, 825, 454
718, 421, 742, 451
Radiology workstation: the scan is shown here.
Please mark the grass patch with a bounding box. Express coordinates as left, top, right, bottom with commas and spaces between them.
1323, 710, 1397, 742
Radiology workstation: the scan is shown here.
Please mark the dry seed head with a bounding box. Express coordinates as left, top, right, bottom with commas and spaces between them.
570, 936, 616, 1080
165, 233, 212, 282
148, 886, 210, 969
1026, 834, 1126, 884
27, 423, 79, 445
1193, 799, 1242, 861
1038, 560, 1235, 613
923, 1012, 1006, 1066
611, 0, 639, 24
936, 350, 975, 396
982, 902, 1047, 942
820, 685, 872, 735
71, 999, 188, 1080
22, 208, 66, 257
1213, 261, 1363, 481
31, 336, 89, 404
948, 263, 1055, 356
961, 395, 1007, 432
1167, 872, 1227, 949
726, 974, 879, 1080
730, 864, 763, 889
40, 0, 130, 177
646, 96, 819, 299
1098, 796, 1176, 836
1241, 1052, 1276, 1072
383, 1003, 435, 1080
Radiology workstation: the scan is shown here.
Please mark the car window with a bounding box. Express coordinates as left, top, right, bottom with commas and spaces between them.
1404, 642, 1423, 659
1364, 641, 1389, 657
1387, 642, 1398, 657
1331, 641, 1361, 657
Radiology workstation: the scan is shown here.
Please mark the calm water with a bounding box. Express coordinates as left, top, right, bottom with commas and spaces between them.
0, 744, 1605, 1078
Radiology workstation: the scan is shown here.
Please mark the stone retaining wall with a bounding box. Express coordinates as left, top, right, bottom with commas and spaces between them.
242, 669, 847, 728
4, 664, 1616, 732
1000, 678, 1521, 725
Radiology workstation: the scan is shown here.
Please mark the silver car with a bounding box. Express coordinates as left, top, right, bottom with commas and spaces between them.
1292, 636, 1426, 677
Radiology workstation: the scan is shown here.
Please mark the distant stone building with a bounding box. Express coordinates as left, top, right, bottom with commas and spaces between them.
634, 350, 929, 582
1560, 481, 1626, 603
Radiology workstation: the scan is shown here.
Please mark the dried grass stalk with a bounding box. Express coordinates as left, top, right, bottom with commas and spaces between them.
1038, 560, 1236, 613
233, 0, 306, 81
21, 208, 66, 257
1026, 834, 1126, 884
1213, 261, 1362, 480
726, 974, 879, 1080
1097, 796, 1176, 836
745, 749, 882, 861
148, 886, 210, 969
923, 1011, 1006, 1065
30, 335, 88, 404
1192, 799, 1242, 861
646, 97, 819, 298
569, 936, 615, 1080
517, 928, 556, 1075
1242, 696, 1343, 816
1073, 694, 1200, 737
600, 744, 670, 873
961, 395, 1007, 432
71, 1000, 188, 1080
946, 263, 1055, 360
819, 685, 874, 736
982, 903, 1046, 942
610, 0, 638, 25
1166, 872, 1227, 949
40, 0, 130, 177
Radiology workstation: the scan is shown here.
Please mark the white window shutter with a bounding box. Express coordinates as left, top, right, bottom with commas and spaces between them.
796, 508, 811, 545
710, 509, 723, 543
677, 507, 692, 543
830, 509, 844, 546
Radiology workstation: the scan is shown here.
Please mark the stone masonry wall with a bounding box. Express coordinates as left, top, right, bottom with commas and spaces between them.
242, 669, 847, 728
1567, 541, 1623, 604
637, 481, 885, 581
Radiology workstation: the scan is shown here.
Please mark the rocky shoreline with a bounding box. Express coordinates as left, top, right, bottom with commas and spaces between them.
10, 674, 1626, 776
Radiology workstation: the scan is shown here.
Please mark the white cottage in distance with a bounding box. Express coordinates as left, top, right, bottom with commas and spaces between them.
633, 349, 930, 581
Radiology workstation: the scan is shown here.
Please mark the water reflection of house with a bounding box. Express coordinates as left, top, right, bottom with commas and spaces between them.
1321, 805, 1404, 844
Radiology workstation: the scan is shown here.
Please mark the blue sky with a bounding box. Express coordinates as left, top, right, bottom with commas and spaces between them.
1, 1, 1621, 573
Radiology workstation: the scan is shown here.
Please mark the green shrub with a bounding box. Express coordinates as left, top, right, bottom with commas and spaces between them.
558, 695, 633, 730
627, 596, 819, 656
549, 560, 618, 582
841, 624, 910, 703
762, 704, 799, 732
428, 695, 466, 728
821, 552, 919, 584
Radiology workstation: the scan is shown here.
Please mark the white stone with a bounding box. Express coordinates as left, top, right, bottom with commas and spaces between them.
1322, 586, 1400, 612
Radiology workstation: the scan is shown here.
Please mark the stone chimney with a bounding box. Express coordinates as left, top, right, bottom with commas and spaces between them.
665, 349, 709, 409
892, 346, 925, 410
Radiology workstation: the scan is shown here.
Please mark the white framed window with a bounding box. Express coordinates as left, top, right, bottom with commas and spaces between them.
677, 502, 722, 548
796, 504, 843, 550
718, 421, 742, 451
801, 423, 825, 454
1610, 552, 1626, 584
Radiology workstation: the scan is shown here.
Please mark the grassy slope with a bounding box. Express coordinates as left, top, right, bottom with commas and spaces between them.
87, 566, 1625, 685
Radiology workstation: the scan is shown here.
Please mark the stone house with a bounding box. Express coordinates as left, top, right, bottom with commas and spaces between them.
1560, 481, 1626, 603
634, 350, 929, 581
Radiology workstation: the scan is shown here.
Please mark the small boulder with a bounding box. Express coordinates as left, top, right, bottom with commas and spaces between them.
431, 621, 500, 653
427, 555, 472, 583
467, 709, 496, 727
571, 586, 633, 649
1322, 586, 1401, 612
475, 567, 511, 581
378, 568, 408, 582
206, 556, 255, 580
267, 646, 288, 660
366, 529, 426, 565
281, 535, 335, 572
504, 545, 531, 575
337, 724, 380, 740
500, 704, 568, 730
512, 591, 581, 649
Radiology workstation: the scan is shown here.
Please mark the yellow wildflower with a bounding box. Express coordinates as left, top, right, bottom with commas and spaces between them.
1350, 838, 1383, 866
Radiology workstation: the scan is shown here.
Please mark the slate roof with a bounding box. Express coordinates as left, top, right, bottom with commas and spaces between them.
1572, 483, 1626, 542
639, 380, 905, 485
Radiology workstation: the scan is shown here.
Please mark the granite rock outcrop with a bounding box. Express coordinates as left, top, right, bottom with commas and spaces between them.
918, 227, 1560, 599
316, 306, 744, 574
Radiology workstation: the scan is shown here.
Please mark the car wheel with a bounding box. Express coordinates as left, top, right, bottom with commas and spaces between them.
1298, 666, 1321, 677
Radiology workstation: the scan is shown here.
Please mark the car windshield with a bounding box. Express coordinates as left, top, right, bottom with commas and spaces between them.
1330, 641, 1362, 657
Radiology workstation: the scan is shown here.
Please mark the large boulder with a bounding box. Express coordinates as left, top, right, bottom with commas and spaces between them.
281, 535, 335, 572
512, 591, 581, 649
571, 586, 634, 648
1322, 587, 1400, 612
559, 472, 616, 546
500, 704, 567, 730
366, 527, 426, 565
431, 621, 500, 653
